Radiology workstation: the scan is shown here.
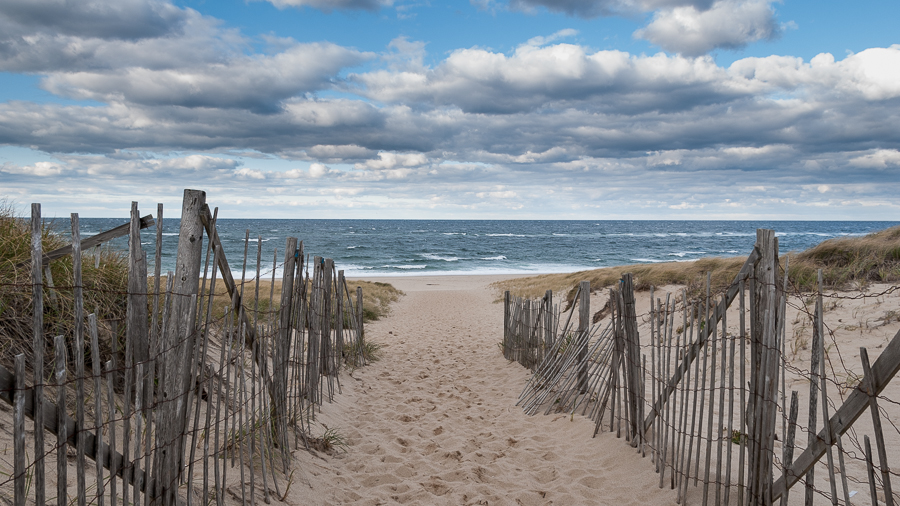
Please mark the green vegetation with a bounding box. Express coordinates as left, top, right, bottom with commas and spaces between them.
0, 201, 128, 370
309, 424, 349, 454
342, 339, 383, 369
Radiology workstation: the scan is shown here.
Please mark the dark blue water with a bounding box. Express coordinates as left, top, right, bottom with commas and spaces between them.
71, 219, 898, 278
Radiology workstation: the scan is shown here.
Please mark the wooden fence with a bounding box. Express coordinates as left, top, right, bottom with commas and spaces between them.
0, 189, 370, 506
505, 228, 900, 506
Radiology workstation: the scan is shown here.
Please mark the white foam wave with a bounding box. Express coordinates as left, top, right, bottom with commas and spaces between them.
421, 254, 460, 262
668, 251, 706, 257
480, 255, 507, 260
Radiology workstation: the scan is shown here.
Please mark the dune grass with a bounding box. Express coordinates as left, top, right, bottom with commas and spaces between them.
493, 225, 900, 303
195, 277, 403, 325
0, 201, 129, 369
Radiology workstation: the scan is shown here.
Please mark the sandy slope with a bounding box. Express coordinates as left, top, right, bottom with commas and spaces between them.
291, 275, 675, 506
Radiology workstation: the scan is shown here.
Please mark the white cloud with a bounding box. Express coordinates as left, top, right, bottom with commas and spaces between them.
850, 149, 900, 168
355, 152, 429, 170
41, 43, 369, 111
263, 0, 392, 11
309, 162, 331, 178
355, 43, 733, 113
635, 0, 780, 56
522, 28, 579, 48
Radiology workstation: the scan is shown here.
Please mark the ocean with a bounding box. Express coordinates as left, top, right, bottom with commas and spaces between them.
72, 219, 898, 278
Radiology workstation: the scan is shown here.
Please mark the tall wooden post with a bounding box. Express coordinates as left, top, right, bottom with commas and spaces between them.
275, 237, 298, 450
503, 291, 511, 360
159, 189, 205, 505
356, 286, 365, 366
621, 274, 642, 446
30, 203, 46, 506
748, 229, 779, 505
577, 280, 590, 392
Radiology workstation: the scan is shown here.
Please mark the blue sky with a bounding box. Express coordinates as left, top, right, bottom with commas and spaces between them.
0, 0, 898, 219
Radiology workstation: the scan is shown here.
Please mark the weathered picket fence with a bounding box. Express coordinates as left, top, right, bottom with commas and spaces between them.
0, 189, 369, 506
504, 229, 900, 506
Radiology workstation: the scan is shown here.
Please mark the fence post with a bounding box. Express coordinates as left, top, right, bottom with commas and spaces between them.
503, 291, 510, 360
748, 228, 779, 505
577, 280, 590, 392
159, 189, 205, 505
356, 285, 365, 366
274, 237, 298, 451
621, 274, 642, 446
127, 202, 150, 369
30, 203, 46, 506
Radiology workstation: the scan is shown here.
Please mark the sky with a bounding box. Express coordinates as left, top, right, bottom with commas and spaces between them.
0, 0, 898, 220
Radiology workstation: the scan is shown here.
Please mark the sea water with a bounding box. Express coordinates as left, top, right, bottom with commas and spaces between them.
73, 219, 898, 278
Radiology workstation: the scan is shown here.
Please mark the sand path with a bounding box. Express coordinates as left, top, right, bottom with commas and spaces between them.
299, 276, 674, 505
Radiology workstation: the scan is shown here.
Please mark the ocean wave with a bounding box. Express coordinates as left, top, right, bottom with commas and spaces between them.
391, 264, 427, 269
668, 251, 706, 257
421, 253, 460, 262
443, 232, 467, 236
631, 258, 664, 263
480, 255, 507, 260
485, 233, 525, 237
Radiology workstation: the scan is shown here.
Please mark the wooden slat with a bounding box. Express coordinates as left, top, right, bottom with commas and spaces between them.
34, 215, 155, 267
771, 326, 900, 500
55, 335, 67, 506
643, 247, 760, 432
31, 203, 46, 506
71, 213, 87, 506
14, 354, 26, 506
0, 362, 155, 493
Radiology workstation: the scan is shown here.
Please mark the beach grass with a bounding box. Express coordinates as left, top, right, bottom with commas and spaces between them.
0, 201, 129, 368
193, 277, 403, 324
493, 224, 900, 302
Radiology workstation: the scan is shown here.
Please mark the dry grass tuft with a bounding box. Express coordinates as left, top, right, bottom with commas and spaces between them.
787, 225, 900, 290
197, 277, 403, 324
492, 257, 746, 304
493, 225, 900, 304
0, 201, 129, 371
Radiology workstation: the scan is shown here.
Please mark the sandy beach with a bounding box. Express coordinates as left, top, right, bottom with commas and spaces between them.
283, 273, 900, 506
289, 275, 679, 505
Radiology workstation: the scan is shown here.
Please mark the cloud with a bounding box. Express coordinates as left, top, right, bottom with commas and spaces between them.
308, 162, 332, 178
354, 152, 430, 170
263, 0, 392, 12
507, 0, 717, 18
0, 1, 897, 219
41, 43, 370, 111
850, 149, 900, 169
0, 1, 232, 72
354, 43, 738, 114
0, 0, 189, 40
635, 0, 780, 56
521, 28, 579, 48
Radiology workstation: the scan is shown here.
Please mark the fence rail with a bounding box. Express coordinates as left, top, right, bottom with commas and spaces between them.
0, 189, 371, 506
505, 228, 900, 506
